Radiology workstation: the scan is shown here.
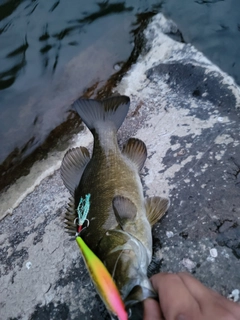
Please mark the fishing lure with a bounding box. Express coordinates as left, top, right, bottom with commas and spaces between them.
76, 236, 128, 320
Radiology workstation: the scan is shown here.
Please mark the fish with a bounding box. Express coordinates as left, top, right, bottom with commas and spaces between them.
60, 95, 170, 318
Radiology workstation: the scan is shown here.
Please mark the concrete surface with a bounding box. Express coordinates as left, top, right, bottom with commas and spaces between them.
0, 13, 240, 320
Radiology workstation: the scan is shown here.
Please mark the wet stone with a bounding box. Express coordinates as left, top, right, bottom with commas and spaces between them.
146, 62, 237, 119
216, 224, 240, 259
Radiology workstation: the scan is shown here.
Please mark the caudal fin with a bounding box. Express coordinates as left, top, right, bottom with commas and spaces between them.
73, 95, 130, 132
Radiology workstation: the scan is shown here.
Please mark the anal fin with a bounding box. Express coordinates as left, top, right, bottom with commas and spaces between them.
60, 147, 90, 196
145, 196, 170, 227
122, 138, 147, 171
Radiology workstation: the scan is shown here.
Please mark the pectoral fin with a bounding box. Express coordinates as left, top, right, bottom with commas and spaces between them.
122, 138, 147, 171
60, 147, 90, 196
145, 196, 170, 227
112, 196, 137, 228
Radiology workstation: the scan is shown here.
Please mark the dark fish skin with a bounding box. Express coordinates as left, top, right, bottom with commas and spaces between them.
76, 142, 152, 257
60, 95, 170, 314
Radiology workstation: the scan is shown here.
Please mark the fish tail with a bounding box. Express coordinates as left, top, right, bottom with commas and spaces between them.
73, 95, 130, 132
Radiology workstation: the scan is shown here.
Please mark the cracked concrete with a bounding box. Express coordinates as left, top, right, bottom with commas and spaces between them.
0, 13, 240, 320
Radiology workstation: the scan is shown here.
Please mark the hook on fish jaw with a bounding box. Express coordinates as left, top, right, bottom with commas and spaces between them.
75, 193, 91, 235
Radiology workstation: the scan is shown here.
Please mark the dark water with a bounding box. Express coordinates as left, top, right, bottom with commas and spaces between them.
0, 0, 240, 188
162, 0, 240, 85
0, 0, 161, 187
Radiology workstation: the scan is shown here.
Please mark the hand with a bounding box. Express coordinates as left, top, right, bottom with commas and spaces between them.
143, 272, 240, 320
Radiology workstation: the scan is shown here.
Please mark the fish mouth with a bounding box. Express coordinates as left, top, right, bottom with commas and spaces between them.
124, 284, 157, 307
124, 285, 158, 320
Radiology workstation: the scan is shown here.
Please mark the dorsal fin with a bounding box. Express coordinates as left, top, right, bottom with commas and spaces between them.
112, 196, 137, 228
145, 196, 170, 227
60, 147, 90, 196
73, 95, 130, 132
122, 138, 147, 171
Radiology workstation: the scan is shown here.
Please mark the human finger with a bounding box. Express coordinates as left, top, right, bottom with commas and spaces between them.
150, 273, 201, 320
143, 297, 164, 320
177, 272, 218, 299
178, 272, 240, 319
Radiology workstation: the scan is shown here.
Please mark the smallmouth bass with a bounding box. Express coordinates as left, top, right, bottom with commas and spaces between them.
60, 95, 169, 318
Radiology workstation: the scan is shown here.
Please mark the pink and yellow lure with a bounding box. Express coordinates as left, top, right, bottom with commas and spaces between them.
76, 236, 128, 320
